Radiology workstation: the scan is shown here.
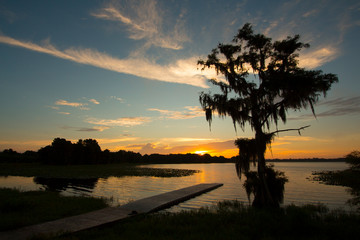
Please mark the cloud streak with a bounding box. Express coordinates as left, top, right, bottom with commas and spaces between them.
86, 117, 151, 127
299, 46, 340, 69
89, 99, 100, 105
249, 1, 352, 70
148, 106, 203, 119
55, 99, 85, 108
61, 126, 110, 132
316, 96, 360, 117
91, 0, 189, 50
0, 35, 208, 88
111, 96, 125, 103
289, 96, 360, 120
55, 99, 89, 110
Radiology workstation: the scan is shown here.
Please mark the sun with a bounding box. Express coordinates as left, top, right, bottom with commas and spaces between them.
194, 150, 208, 156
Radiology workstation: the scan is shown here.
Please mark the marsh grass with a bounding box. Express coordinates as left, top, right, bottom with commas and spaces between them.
0, 163, 198, 178
313, 169, 360, 187
56, 200, 360, 240
0, 188, 108, 231
312, 151, 360, 210
313, 169, 360, 209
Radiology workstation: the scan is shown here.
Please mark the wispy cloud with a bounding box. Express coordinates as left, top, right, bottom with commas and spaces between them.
318, 96, 360, 107
55, 99, 85, 108
0, 35, 208, 88
299, 46, 340, 69
316, 96, 360, 117
61, 126, 109, 132
78, 126, 109, 132
302, 9, 319, 18
148, 106, 203, 119
89, 99, 100, 105
159, 137, 217, 144
55, 99, 89, 110
250, 1, 354, 70
111, 96, 125, 103
91, 0, 190, 50
58, 112, 71, 115
97, 137, 138, 145
289, 96, 360, 120
274, 136, 323, 144
86, 117, 151, 127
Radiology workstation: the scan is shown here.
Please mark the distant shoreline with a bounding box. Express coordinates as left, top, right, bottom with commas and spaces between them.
266, 158, 345, 163
141, 158, 346, 164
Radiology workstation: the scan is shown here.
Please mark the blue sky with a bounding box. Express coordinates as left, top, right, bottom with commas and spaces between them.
0, 0, 359, 158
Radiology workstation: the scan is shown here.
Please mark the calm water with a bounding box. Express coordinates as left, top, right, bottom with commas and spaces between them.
0, 162, 353, 212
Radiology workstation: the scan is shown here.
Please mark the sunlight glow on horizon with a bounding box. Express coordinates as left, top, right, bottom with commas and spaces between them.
193, 150, 209, 155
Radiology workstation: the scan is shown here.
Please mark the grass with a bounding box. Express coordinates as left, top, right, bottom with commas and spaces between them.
0, 188, 108, 231
55, 200, 360, 240
0, 163, 199, 178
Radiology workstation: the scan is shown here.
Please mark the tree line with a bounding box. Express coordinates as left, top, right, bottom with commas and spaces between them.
0, 137, 232, 165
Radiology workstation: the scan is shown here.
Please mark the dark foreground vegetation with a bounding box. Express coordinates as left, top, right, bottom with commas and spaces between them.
2, 189, 359, 240
0, 188, 107, 231
313, 151, 360, 209
50, 201, 360, 240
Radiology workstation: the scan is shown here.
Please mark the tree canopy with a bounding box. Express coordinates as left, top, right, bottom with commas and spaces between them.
198, 23, 338, 207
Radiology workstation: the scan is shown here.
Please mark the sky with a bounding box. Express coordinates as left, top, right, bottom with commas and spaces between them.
0, 0, 359, 159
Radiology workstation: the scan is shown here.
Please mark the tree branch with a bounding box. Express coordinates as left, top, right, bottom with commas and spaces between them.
270, 125, 310, 136
260, 100, 286, 127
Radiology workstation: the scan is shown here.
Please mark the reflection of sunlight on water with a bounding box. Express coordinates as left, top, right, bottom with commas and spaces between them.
0, 176, 42, 191
0, 162, 353, 212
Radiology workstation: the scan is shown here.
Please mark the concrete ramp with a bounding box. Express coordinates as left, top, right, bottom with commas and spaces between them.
0, 183, 223, 240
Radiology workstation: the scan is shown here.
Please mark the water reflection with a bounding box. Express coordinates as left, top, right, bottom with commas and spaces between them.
33, 177, 98, 192
0, 162, 353, 212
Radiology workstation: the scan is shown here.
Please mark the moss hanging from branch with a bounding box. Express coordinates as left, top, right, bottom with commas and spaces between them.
235, 133, 275, 179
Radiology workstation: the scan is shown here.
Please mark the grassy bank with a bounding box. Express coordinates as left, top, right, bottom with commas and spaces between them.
57, 200, 360, 240
0, 163, 198, 178
0, 188, 108, 231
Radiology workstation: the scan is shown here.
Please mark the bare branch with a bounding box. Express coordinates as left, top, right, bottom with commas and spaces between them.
270, 125, 310, 136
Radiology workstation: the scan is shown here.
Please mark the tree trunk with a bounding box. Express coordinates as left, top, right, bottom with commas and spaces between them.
252, 131, 277, 208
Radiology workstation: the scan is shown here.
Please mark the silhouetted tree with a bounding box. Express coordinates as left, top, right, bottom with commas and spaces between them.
0, 149, 19, 162
2, 149, 17, 155
345, 151, 360, 170
38, 138, 73, 164
102, 149, 111, 163
83, 139, 102, 164
198, 23, 338, 207
73, 139, 102, 164
73, 139, 86, 164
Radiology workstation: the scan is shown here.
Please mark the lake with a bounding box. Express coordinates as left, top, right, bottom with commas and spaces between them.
0, 162, 353, 212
